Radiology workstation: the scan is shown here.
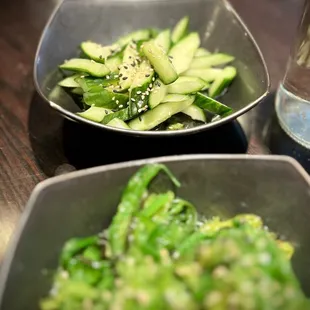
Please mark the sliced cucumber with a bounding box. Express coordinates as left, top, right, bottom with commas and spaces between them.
102, 107, 131, 124
77, 106, 112, 122
58, 74, 81, 88
116, 29, 151, 47
189, 53, 235, 69
142, 40, 178, 85
80, 41, 120, 63
182, 104, 206, 122
71, 87, 83, 95
59, 58, 110, 77
183, 68, 223, 82
105, 55, 122, 73
209, 66, 237, 98
171, 16, 189, 44
128, 96, 194, 131
194, 48, 210, 57
162, 94, 189, 103
83, 87, 129, 109
169, 32, 200, 74
167, 123, 184, 130
119, 43, 140, 90
148, 79, 167, 109
194, 92, 232, 115
167, 76, 205, 94
129, 60, 154, 116
76, 76, 119, 92
154, 29, 171, 53
107, 118, 130, 129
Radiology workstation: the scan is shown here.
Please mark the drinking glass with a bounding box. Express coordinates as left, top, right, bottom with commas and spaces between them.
276, 0, 310, 149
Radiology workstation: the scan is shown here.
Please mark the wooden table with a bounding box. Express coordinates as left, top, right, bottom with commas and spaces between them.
0, 0, 303, 260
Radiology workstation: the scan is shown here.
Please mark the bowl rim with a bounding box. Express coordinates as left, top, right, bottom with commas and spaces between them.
0, 154, 309, 303
33, 0, 270, 137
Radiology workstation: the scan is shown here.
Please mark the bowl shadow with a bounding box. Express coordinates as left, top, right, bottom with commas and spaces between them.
28, 92, 248, 177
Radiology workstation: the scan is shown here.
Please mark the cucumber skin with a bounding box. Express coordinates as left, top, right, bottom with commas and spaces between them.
189, 53, 235, 69
83, 88, 128, 109
107, 118, 130, 129
76, 76, 119, 92
58, 74, 81, 88
154, 29, 171, 53
116, 29, 151, 47
142, 41, 178, 85
194, 92, 232, 116
183, 68, 223, 82
59, 58, 110, 77
80, 41, 120, 63
149, 79, 167, 109
101, 108, 131, 124
128, 96, 194, 131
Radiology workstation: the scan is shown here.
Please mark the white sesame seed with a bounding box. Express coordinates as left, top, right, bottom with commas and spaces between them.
131, 98, 136, 102
112, 97, 115, 100
114, 75, 119, 78
80, 75, 85, 78
91, 60, 95, 63
138, 108, 143, 113
137, 91, 142, 94
116, 100, 119, 104
149, 83, 153, 88
106, 75, 110, 79
146, 91, 149, 96
119, 105, 123, 108
141, 95, 145, 100
152, 77, 155, 82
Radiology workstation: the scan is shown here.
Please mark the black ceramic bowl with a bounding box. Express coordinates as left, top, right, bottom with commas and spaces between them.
34, 0, 270, 136
0, 155, 310, 309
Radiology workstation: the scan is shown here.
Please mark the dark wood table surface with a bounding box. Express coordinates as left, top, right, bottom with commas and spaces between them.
0, 0, 304, 260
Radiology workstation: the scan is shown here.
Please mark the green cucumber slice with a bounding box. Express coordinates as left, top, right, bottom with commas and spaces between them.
169, 32, 200, 74
71, 87, 83, 95
59, 58, 110, 77
105, 55, 122, 73
129, 60, 154, 116
102, 107, 131, 124
128, 96, 194, 131
167, 123, 184, 130
58, 74, 81, 88
182, 104, 206, 122
171, 16, 189, 44
77, 106, 112, 122
194, 92, 232, 115
167, 76, 205, 94
80, 41, 120, 63
116, 29, 151, 47
209, 66, 237, 98
194, 48, 210, 57
142, 40, 178, 85
162, 94, 189, 103
107, 118, 130, 129
189, 53, 235, 69
119, 43, 140, 90
149, 79, 167, 109
154, 29, 171, 53
83, 86, 129, 109
183, 68, 223, 82
76, 76, 119, 92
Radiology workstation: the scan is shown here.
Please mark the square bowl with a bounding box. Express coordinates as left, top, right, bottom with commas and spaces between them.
0, 155, 310, 309
34, 0, 270, 136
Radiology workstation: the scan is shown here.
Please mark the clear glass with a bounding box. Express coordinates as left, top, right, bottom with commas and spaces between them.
276, 0, 310, 149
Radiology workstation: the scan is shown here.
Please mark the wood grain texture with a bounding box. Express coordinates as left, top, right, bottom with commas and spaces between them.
0, 0, 304, 259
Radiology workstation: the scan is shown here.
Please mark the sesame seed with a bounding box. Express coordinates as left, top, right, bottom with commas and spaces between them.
116, 100, 119, 104
131, 63, 136, 67
149, 83, 153, 88
119, 73, 123, 77
113, 89, 118, 93
131, 98, 136, 102
112, 97, 115, 100
80, 75, 85, 78
138, 108, 143, 113
99, 55, 103, 59
141, 95, 145, 100
106, 75, 110, 79
129, 56, 132, 59
122, 77, 128, 80
169, 55, 173, 59
112, 109, 117, 112
119, 105, 123, 108
137, 91, 142, 94
138, 100, 143, 107
114, 75, 119, 78
124, 65, 128, 69
152, 77, 155, 81
91, 60, 95, 63
146, 91, 149, 95
145, 74, 150, 77
99, 83, 103, 87
105, 110, 109, 114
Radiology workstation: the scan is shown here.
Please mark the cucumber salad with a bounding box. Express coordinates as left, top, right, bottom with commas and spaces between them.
57, 17, 237, 131
40, 164, 309, 309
